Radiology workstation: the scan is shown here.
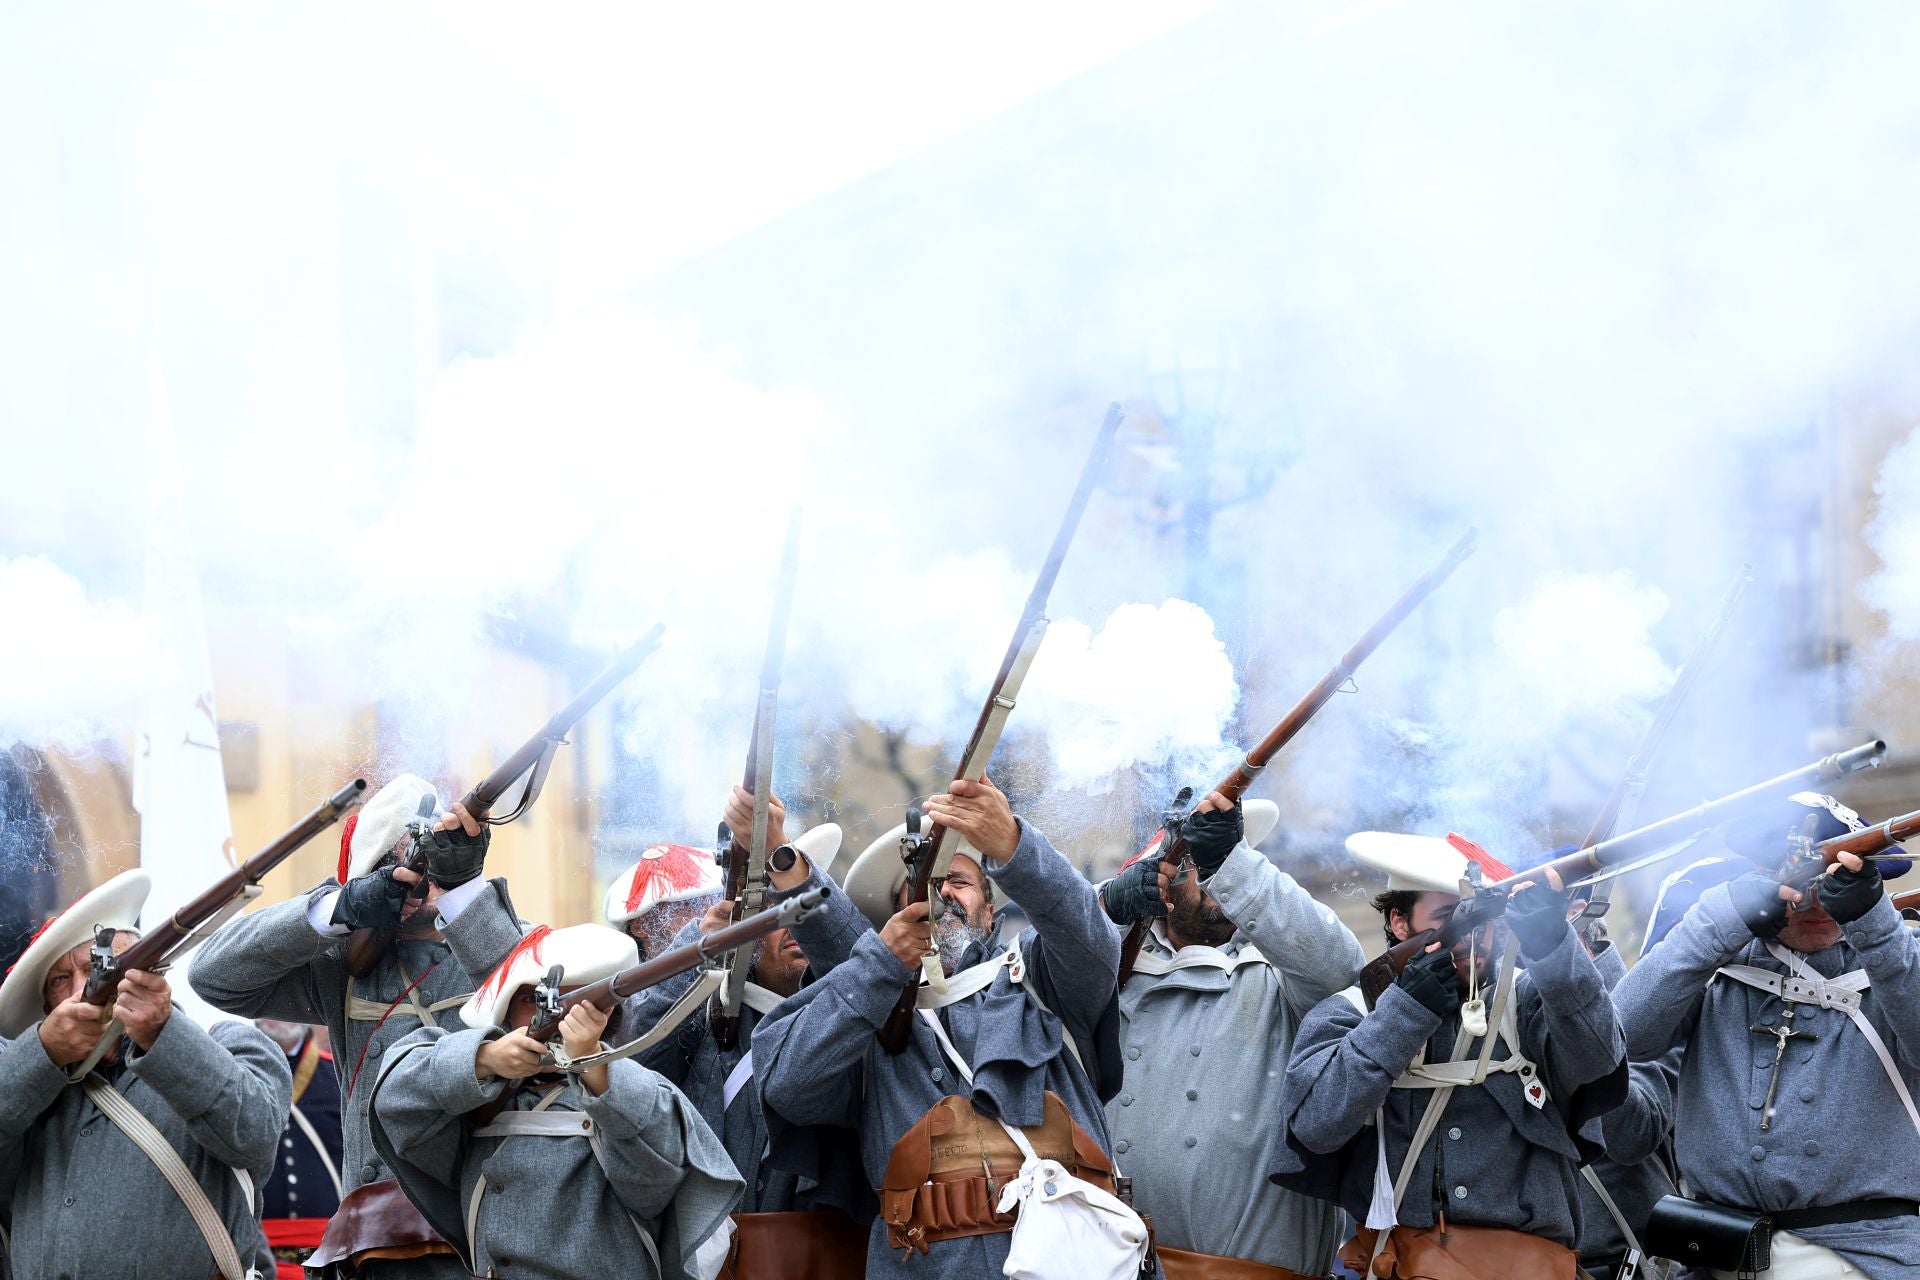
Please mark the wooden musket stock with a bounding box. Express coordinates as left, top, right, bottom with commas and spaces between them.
528, 887, 831, 1042
85, 779, 367, 1004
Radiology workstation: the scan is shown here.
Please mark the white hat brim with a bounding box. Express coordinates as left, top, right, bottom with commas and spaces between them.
1344, 831, 1473, 896
843, 816, 983, 928
461, 923, 638, 1029
0, 870, 151, 1038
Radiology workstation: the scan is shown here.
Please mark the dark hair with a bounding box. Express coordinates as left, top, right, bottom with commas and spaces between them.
1370, 889, 1420, 947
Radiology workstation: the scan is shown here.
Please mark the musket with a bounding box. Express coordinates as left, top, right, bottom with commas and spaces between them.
1356, 739, 1888, 1006
84, 779, 369, 1006
877, 402, 1122, 1055
527, 887, 831, 1043
1580, 565, 1752, 851
711, 511, 802, 1049
345, 625, 666, 978
1116, 528, 1478, 987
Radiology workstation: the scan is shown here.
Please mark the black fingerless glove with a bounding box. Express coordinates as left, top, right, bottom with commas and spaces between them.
1818, 859, 1883, 926
424, 824, 490, 889
1505, 882, 1571, 960
1102, 858, 1166, 927
1395, 946, 1462, 1020
1727, 873, 1790, 940
332, 867, 410, 931
1183, 803, 1245, 878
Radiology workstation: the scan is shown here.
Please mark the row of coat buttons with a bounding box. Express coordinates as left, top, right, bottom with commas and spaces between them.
1125, 1045, 1206, 1061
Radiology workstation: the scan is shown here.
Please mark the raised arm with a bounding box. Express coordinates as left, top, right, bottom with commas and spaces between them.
188, 885, 341, 1023
1281, 989, 1435, 1154
1208, 841, 1365, 1011
1612, 880, 1767, 1059
1835, 890, 1920, 1071
754, 932, 908, 1130
436, 877, 532, 986
129, 1017, 292, 1174
983, 820, 1120, 1033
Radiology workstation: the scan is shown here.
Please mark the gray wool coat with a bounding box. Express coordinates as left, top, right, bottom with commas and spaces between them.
1574, 940, 1679, 1270
1272, 922, 1627, 1250
370, 1024, 744, 1280
189, 876, 526, 1278
0, 1013, 291, 1279
619, 861, 870, 1214
1109, 840, 1364, 1274
753, 820, 1122, 1280
1612, 884, 1920, 1280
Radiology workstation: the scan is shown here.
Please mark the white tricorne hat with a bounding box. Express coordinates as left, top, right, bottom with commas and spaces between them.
1343, 831, 1514, 896
603, 824, 842, 924
844, 816, 991, 928
461, 923, 639, 1029
337, 773, 439, 884
1116, 799, 1281, 871
0, 869, 151, 1038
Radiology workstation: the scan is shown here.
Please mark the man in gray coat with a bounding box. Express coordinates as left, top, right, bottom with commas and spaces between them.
620, 791, 870, 1220
753, 777, 1124, 1279
0, 869, 291, 1280
1271, 831, 1626, 1280
1101, 792, 1363, 1278
190, 773, 526, 1276
371, 921, 743, 1280
1612, 794, 1920, 1279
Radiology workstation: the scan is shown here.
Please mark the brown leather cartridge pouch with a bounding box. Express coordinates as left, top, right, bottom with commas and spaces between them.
878, 1091, 1114, 1255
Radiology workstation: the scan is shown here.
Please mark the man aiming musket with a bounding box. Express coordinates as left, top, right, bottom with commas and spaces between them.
190, 630, 662, 1279
1097, 529, 1473, 1280
0, 783, 365, 1280
752, 404, 1143, 1280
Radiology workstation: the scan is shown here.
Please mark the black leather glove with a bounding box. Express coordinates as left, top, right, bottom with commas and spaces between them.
1727, 873, 1791, 940
1183, 802, 1245, 878
331, 867, 410, 931
1818, 858, 1883, 925
1101, 857, 1166, 926
1395, 945, 1462, 1020
1505, 882, 1571, 960
424, 824, 490, 889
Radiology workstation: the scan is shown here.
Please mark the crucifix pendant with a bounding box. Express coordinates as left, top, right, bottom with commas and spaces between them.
1750, 1005, 1816, 1133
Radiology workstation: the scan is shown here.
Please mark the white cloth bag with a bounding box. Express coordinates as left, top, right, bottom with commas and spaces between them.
918, 1009, 1147, 1280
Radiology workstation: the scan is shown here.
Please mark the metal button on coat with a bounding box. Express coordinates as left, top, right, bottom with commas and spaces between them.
1448, 1127, 1461, 1141
1119, 1093, 1132, 1106
1750, 1146, 1766, 1161
63, 1196, 74, 1207
1453, 1186, 1467, 1200
1184, 1136, 1197, 1148
362, 1163, 378, 1180
1804, 1142, 1820, 1157
1127, 1047, 1141, 1061
1185, 1089, 1198, 1101
1116, 1140, 1130, 1154
1799, 1088, 1815, 1103
931, 1068, 944, 1083
1190, 1044, 1201, 1057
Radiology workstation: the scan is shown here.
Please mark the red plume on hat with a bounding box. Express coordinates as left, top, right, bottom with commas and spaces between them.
474, 924, 553, 1008
604, 844, 722, 924
336, 813, 360, 886
1445, 833, 1512, 882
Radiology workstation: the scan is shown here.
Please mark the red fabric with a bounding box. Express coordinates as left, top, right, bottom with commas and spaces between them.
621, 844, 712, 915
336, 812, 360, 884
1445, 833, 1512, 882
264, 1217, 330, 1249
346, 960, 441, 1099
5, 911, 65, 975
1119, 829, 1166, 872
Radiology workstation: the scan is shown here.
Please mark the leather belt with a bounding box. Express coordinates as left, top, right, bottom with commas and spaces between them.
1772, 1198, 1918, 1231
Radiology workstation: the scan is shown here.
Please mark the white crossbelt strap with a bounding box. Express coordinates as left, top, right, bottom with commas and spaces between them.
289, 1102, 346, 1199
1715, 942, 1920, 1140
467, 1085, 662, 1277
345, 958, 468, 1027
915, 947, 1018, 1009
553, 968, 724, 1073
1580, 1165, 1643, 1256
84, 1078, 259, 1280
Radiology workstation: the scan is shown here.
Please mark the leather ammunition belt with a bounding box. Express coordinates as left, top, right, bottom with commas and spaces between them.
878, 1091, 1113, 1254
1771, 1198, 1918, 1231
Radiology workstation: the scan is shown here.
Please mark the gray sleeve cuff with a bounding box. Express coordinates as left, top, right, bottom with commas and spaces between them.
428, 1027, 510, 1114
439, 878, 526, 984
